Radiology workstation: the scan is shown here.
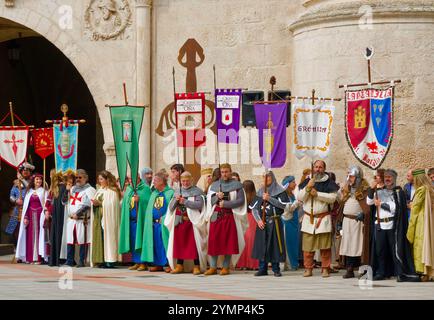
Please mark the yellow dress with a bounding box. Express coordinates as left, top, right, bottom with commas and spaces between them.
406, 186, 426, 273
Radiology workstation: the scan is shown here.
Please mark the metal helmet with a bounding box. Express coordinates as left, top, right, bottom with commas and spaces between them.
347, 165, 363, 187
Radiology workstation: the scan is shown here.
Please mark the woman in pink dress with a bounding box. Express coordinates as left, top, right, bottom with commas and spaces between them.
15, 174, 47, 264
236, 180, 259, 270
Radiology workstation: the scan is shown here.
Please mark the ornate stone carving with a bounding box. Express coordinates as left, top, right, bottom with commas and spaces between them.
84, 0, 132, 41
5, 0, 15, 7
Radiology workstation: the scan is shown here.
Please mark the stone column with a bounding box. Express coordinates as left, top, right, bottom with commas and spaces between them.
136, 0, 152, 170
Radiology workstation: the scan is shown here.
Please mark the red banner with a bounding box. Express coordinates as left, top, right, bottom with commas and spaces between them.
32, 128, 54, 159
175, 92, 206, 147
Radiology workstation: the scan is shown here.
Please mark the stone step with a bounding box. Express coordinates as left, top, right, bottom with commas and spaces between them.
0, 244, 14, 256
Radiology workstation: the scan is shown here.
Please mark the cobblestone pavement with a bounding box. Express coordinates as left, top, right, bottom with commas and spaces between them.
1, 255, 433, 300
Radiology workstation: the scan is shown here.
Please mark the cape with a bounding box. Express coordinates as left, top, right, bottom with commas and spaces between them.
299, 174, 340, 194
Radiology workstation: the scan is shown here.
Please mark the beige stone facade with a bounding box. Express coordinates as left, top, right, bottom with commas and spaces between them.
0, 0, 433, 187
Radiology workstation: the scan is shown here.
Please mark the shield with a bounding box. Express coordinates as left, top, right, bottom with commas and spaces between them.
345, 87, 394, 170
221, 109, 233, 126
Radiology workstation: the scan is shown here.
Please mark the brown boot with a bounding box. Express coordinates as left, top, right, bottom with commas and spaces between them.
204, 267, 217, 276
192, 265, 201, 275
322, 268, 330, 278
303, 269, 313, 277
220, 267, 230, 276
149, 266, 163, 272
137, 264, 147, 271
170, 264, 184, 274
128, 264, 140, 270
343, 268, 355, 279
164, 266, 172, 273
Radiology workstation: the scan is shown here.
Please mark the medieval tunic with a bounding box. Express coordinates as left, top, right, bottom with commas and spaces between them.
16, 188, 47, 263
64, 184, 96, 246
138, 185, 174, 266
119, 182, 151, 264
236, 208, 259, 270
282, 193, 302, 269
6, 179, 28, 237
205, 179, 247, 265
368, 187, 418, 279
407, 186, 434, 277
45, 184, 68, 266
165, 185, 208, 271
91, 187, 121, 264
251, 177, 290, 264
297, 175, 339, 252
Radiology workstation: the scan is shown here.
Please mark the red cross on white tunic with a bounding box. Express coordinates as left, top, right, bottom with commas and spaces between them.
70, 192, 82, 205
3, 133, 24, 157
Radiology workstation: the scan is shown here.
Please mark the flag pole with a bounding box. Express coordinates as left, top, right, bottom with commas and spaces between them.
123, 82, 129, 105
213, 65, 223, 193
9, 102, 15, 126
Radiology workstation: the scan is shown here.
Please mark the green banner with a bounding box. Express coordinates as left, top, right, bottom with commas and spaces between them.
109, 106, 144, 190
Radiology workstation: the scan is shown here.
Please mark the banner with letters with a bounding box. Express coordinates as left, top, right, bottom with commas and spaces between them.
31, 127, 54, 160
175, 92, 206, 148
345, 87, 393, 169
293, 101, 335, 160
215, 89, 242, 144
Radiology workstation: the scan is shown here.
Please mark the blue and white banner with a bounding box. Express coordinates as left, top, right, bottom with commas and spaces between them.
54, 123, 78, 172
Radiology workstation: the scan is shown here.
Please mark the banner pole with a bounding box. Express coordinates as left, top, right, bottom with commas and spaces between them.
123, 83, 128, 105
9, 102, 15, 126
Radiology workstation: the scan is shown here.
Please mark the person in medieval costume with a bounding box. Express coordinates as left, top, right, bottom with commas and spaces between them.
280, 175, 303, 271
250, 171, 290, 277
90, 170, 121, 268
297, 160, 339, 278
236, 180, 259, 270
367, 169, 419, 282
44, 169, 70, 266
404, 169, 415, 221
165, 171, 207, 275
62, 169, 96, 267
197, 167, 213, 194
204, 163, 247, 276
169, 164, 184, 190
119, 175, 152, 271
407, 169, 434, 282
336, 165, 370, 279
137, 170, 174, 272
140, 167, 154, 188
15, 173, 48, 264
6, 162, 35, 252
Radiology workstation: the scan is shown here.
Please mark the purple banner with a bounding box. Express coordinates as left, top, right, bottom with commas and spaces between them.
215, 89, 242, 144
254, 102, 287, 169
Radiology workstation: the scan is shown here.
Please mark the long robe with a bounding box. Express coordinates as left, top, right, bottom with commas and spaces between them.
407, 186, 434, 277
119, 182, 151, 262
47, 184, 67, 266
137, 186, 174, 264
369, 187, 418, 278
16, 188, 47, 262
165, 194, 208, 272
236, 209, 259, 270
282, 193, 301, 269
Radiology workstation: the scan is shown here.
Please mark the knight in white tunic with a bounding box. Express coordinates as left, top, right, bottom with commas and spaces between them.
62, 169, 96, 267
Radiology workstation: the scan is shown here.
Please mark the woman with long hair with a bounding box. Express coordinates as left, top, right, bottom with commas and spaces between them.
407, 169, 434, 282
15, 174, 48, 264
236, 180, 259, 270
91, 170, 121, 268
45, 169, 70, 266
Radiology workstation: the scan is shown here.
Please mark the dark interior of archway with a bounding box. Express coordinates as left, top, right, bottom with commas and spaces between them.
0, 36, 105, 243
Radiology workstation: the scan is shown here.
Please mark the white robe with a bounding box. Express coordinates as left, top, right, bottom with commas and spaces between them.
165, 195, 208, 272
15, 187, 47, 262
205, 189, 248, 267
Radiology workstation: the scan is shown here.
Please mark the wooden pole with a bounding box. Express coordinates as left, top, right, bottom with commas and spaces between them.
311, 89, 316, 105
123, 82, 128, 105
9, 102, 15, 126
338, 80, 401, 89
368, 59, 372, 83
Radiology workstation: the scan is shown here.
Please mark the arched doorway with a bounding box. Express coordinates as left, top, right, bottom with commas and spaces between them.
0, 18, 105, 243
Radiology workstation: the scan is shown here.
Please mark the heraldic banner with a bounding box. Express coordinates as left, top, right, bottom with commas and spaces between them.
0, 128, 28, 168
254, 102, 287, 169
345, 87, 393, 169
293, 101, 335, 160
109, 105, 144, 190
54, 123, 78, 173
215, 89, 242, 144
32, 128, 54, 159
175, 92, 206, 148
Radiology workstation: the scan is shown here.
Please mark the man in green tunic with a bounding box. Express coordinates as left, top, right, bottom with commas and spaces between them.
119, 175, 151, 271
137, 170, 174, 272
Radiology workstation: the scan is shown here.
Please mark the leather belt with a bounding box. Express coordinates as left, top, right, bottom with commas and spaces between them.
304, 211, 330, 229
343, 214, 357, 220
376, 216, 395, 223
